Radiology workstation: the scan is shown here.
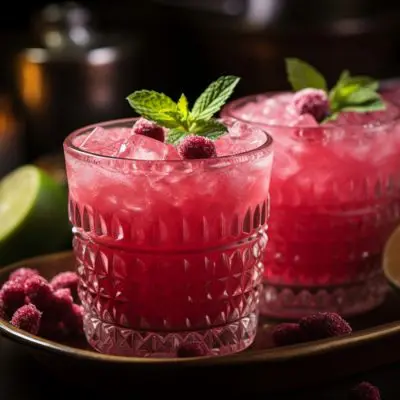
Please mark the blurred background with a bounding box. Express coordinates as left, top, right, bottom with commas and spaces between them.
1, 0, 400, 262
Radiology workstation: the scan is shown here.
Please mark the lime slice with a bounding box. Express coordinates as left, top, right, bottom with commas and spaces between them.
0, 165, 70, 266
383, 225, 400, 292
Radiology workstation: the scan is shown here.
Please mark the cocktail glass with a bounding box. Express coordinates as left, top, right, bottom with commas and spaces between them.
222, 93, 400, 319
63, 117, 274, 356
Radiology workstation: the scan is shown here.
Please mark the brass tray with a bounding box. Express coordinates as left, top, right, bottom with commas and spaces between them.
1, 251, 400, 392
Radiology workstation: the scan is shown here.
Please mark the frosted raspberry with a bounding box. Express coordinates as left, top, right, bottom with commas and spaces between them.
52, 288, 74, 315
50, 272, 78, 298
177, 342, 208, 357
63, 304, 84, 335
11, 304, 42, 335
133, 118, 165, 142
348, 382, 381, 400
9, 268, 39, 283
0, 280, 26, 314
299, 312, 352, 341
292, 88, 330, 122
177, 135, 217, 159
0, 298, 6, 320
39, 315, 65, 339
24, 276, 54, 310
272, 323, 304, 347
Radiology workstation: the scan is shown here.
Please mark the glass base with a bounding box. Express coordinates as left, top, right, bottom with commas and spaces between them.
260, 273, 389, 320
83, 312, 258, 357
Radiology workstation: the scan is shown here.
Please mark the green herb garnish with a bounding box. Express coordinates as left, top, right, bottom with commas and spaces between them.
126, 76, 240, 145
285, 58, 385, 122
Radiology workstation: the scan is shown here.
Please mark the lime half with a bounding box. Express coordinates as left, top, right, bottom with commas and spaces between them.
0, 165, 70, 266
383, 225, 400, 293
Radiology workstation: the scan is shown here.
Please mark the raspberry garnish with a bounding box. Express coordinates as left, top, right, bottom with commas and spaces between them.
177, 135, 217, 160
292, 88, 330, 122
63, 303, 84, 335
0, 279, 26, 315
11, 304, 42, 335
299, 312, 352, 340
50, 272, 79, 299
133, 118, 165, 143
177, 342, 208, 358
24, 276, 54, 310
9, 268, 39, 283
348, 382, 381, 400
272, 323, 304, 347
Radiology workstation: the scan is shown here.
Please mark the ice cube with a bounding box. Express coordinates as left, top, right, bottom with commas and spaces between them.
117, 134, 169, 160
215, 124, 268, 156
290, 114, 319, 127
75, 126, 130, 156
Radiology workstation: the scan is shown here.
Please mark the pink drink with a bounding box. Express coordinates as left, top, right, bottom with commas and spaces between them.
222, 93, 400, 319
63, 118, 273, 357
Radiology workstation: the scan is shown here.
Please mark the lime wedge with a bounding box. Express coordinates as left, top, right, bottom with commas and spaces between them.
0, 165, 70, 266
383, 225, 400, 292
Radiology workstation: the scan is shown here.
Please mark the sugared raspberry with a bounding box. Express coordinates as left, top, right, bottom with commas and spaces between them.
299, 312, 352, 341
9, 268, 39, 283
0, 298, 6, 320
177, 135, 217, 159
177, 342, 208, 358
292, 88, 330, 122
24, 276, 54, 310
11, 304, 42, 335
50, 272, 78, 298
0, 280, 26, 315
51, 288, 74, 314
39, 314, 65, 339
348, 382, 381, 400
272, 323, 304, 347
63, 304, 84, 335
133, 118, 165, 142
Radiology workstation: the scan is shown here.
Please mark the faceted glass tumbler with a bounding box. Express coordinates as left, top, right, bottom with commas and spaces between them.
222, 94, 400, 319
63, 118, 274, 357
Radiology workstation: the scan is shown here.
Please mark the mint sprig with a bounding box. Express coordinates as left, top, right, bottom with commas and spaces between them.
285, 58, 385, 122
126, 76, 240, 144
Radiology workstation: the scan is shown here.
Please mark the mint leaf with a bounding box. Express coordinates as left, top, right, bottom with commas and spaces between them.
126, 90, 183, 128
191, 119, 227, 139
191, 76, 241, 121
346, 88, 380, 105
341, 99, 386, 113
285, 58, 327, 92
166, 129, 187, 145
127, 90, 177, 115
177, 94, 189, 121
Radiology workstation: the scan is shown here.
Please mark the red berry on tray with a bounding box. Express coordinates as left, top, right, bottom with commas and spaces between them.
348, 381, 381, 400
39, 314, 65, 339
272, 323, 304, 347
0, 279, 26, 315
9, 267, 39, 284
177, 342, 208, 358
52, 288, 74, 315
50, 271, 79, 299
299, 312, 352, 340
63, 303, 84, 335
11, 304, 42, 335
24, 276, 54, 310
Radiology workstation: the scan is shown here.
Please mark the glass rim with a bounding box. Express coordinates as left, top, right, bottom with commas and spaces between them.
222, 92, 400, 130
63, 117, 274, 165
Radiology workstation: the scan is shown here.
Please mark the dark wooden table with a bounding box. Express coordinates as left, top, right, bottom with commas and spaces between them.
1, 335, 400, 400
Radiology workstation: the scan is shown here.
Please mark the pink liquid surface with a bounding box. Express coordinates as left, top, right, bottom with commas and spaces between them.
64, 119, 273, 355
222, 93, 400, 317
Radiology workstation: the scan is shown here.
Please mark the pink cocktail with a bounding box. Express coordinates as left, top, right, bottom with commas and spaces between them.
222, 93, 400, 319
63, 118, 273, 357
